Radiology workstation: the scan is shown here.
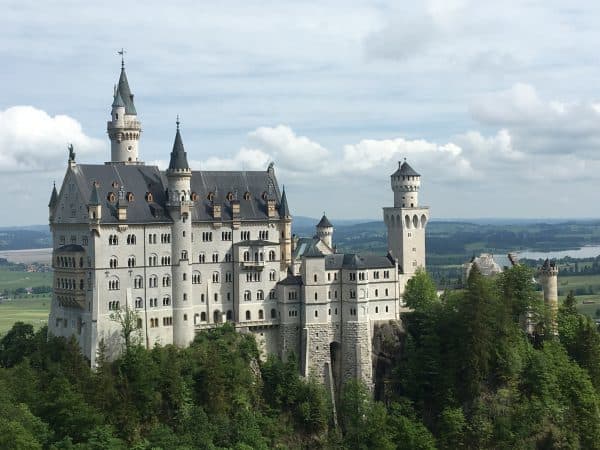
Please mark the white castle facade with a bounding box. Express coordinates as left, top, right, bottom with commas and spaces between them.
48, 63, 429, 387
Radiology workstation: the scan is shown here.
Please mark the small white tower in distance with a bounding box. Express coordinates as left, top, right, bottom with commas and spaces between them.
107, 55, 142, 164
536, 259, 559, 335
383, 160, 429, 283
316, 213, 334, 249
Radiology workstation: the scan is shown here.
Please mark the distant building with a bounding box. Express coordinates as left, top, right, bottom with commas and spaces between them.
47, 61, 430, 391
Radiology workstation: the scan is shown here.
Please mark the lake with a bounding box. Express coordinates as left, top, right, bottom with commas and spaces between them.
519, 245, 600, 260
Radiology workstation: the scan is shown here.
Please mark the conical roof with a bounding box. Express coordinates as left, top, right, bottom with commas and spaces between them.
168, 125, 190, 171
112, 90, 125, 108
317, 214, 333, 228
279, 187, 290, 217
392, 160, 420, 177
89, 182, 100, 206
48, 183, 58, 208
116, 67, 137, 115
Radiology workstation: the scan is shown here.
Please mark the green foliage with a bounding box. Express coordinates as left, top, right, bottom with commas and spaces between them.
403, 268, 438, 311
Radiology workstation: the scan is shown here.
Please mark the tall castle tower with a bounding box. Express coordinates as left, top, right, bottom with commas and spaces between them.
166, 119, 194, 346
107, 58, 142, 164
383, 160, 429, 275
536, 259, 559, 334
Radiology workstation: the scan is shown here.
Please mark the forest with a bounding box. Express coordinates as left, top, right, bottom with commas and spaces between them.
1, 264, 600, 449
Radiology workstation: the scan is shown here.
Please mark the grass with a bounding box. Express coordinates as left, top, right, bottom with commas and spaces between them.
0, 295, 50, 335
0, 267, 52, 291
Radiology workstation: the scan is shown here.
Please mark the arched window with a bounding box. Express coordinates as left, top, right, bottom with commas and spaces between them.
244, 290, 251, 301
258, 309, 264, 320
134, 276, 143, 289
109, 256, 118, 269
212, 272, 220, 283
162, 275, 171, 287
227, 310, 233, 321
200, 312, 206, 321
243, 251, 250, 262
257, 290, 264, 300
192, 271, 201, 284
269, 250, 276, 261
245, 310, 251, 320
270, 308, 276, 319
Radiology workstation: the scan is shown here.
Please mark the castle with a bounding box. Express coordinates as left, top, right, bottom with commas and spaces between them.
47, 61, 431, 387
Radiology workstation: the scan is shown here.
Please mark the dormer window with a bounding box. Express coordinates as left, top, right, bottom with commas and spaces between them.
107, 192, 116, 203
243, 192, 251, 200
207, 192, 215, 201
261, 191, 268, 200
112, 181, 119, 189
191, 192, 198, 202
145, 192, 153, 202
226, 192, 234, 201
126, 192, 134, 202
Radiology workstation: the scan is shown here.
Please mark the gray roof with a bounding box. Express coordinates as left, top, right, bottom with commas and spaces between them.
293, 237, 324, 259
48, 183, 58, 208
55, 244, 85, 253
112, 91, 125, 108
279, 273, 303, 286
317, 214, 333, 228
88, 182, 100, 206
392, 161, 420, 177
116, 67, 136, 115
69, 164, 285, 224
324, 253, 395, 270
279, 187, 290, 217
167, 128, 190, 171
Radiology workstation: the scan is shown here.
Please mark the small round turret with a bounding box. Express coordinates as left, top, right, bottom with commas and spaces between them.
536, 259, 559, 335
316, 213, 333, 249
391, 159, 420, 208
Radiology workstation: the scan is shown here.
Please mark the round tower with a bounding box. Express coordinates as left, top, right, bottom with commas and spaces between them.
107, 58, 142, 164
536, 259, 559, 335
166, 118, 194, 346
316, 213, 333, 249
391, 159, 420, 208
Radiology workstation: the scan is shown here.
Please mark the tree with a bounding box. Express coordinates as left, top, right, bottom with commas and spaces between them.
110, 305, 142, 352
403, 269, 438, 311
0, 322, 36, 368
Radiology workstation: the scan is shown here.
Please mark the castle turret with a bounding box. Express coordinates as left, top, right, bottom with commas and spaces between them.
87, 182, 101, 222
48, 182, 58, 222
166, 119, 194, 346
107, 58, 142, 164
316, 214, 333, 249
536, 259, 559, 335
279, 186, 292, 269
383, 160, 429, 279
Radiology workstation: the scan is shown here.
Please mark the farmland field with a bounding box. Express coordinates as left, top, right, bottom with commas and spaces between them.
0, 296, 50, 335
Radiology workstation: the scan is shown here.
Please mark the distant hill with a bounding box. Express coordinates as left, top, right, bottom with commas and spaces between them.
0, 226, 51, 250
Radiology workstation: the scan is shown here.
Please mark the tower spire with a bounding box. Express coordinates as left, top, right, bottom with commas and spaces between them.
118, 48, 126, 69
168, 118, 190, 171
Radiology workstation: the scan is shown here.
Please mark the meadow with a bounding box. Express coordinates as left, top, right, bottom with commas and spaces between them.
0, 296, 50, 335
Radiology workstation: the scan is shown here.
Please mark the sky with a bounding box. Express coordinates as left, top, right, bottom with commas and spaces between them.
1, 0, 600, 226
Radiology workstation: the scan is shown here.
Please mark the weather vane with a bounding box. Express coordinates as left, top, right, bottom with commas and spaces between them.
176, 114, 180, 130
117, 48, 126, 68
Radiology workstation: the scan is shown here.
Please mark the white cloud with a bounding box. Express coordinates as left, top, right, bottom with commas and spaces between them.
0, 106, 103, 173
470, 83, 600, 156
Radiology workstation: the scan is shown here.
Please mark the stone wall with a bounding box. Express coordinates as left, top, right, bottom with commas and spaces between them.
342, 321, 373, 387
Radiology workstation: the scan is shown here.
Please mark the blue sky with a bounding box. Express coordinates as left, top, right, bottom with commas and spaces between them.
2, 0, 600, 225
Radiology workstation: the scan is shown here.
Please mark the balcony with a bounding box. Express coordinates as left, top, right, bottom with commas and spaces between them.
242, 260, 265, 270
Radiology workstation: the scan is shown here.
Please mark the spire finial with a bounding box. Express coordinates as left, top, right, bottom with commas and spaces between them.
118, 48, 126, 69
176, 114, 180, 130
